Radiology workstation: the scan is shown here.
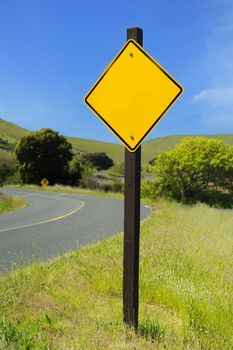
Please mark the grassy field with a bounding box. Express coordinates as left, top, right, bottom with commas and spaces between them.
0, 119, 27, 165
0, 149, 13, 165
0, 191, 28, 215
0, 197, 232, 349
0, 119, 27, 144
67, 136, 124, 165
1, 118, 233, 166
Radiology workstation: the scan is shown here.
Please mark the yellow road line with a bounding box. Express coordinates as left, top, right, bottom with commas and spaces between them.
0, 200, 85, 233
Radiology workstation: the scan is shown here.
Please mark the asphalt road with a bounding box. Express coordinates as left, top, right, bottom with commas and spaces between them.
0, 188, 151, 273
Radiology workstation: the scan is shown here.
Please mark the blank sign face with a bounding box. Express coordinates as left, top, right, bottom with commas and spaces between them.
85, 40, 183, 152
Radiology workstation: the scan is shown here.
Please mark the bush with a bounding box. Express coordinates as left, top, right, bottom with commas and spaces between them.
80, 174, 99, 190
79, 165, 99, 190
67, 156, 83, 187
4, 172, 23, 185
141, 179, 162, 199
151, 137, 233, 206
100, 180, 124, 193
111, 179, 124, 192
81, 152, 114, 170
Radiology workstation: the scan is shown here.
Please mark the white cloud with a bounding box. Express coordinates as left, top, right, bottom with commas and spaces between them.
193, 88, 233, 106
193, 88, 233, 128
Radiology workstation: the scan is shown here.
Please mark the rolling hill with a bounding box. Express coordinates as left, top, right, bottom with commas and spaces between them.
0, 119, 28, 165
0, 118, 28, 144
1, 118, 233, 166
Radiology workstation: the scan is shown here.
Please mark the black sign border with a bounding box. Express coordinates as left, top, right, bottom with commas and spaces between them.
85, 39, 183, 152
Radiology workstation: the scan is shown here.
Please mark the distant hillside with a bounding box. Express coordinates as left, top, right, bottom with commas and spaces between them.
67, 136, 124, 165
142, 134, 233, 164
1, 118, 233, 166
0, 118, 27, 143
0, 119, 28, 164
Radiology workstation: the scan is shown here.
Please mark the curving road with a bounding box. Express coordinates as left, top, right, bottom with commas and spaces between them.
0, 188, 151, 273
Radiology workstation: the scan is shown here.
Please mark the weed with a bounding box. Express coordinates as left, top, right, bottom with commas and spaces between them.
138, 319, 165, 343
0, 316, 48, 349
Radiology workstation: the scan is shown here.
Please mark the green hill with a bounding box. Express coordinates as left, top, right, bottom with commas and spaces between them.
67, 136, 124, 164
142, 134, 233, 164
1, 118, 233, 166
0, 118, 27, 143
0, 119, 28, 164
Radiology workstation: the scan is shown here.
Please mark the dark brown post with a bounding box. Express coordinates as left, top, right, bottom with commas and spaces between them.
123, 27, 143, 329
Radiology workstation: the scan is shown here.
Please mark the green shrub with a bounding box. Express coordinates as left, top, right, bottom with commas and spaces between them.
4, 172, 23, 185
141, 179, 162, 199
101, 179, 124, 193
151, 137, 233, 206
81, 152, 114, 170
67, 156, 83, 186
111, 179, 124, 192
80, 174, 99, 190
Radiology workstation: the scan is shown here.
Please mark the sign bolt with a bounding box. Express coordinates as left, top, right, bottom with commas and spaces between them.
130, 135, 134, 140
129, 52, 134, 57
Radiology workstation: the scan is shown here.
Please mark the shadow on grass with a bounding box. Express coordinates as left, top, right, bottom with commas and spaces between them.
179, 191, 233, 209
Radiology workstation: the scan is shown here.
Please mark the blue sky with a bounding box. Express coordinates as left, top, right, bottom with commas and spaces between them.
0, 0, 233, 143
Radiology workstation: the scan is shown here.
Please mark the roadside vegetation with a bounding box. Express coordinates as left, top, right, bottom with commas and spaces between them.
0, 191, 28, 215
2, 127, 233, 208
0, 126, 118, 189
0, 123, 233, 350
0, 199, 232, 349
2, 117, 233, 166
1, 122, 233, 348
142, 137, 233, 208
7, 184, 124, 199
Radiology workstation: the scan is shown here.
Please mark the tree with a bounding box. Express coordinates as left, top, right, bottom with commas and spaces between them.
151, 137, 233, 206
81, 152, 114, 170
67, 156, 83, 187
14, 128, 73, 185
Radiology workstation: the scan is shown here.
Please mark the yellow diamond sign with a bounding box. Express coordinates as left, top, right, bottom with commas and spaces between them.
84, 39, 183, 152
40, 178, 49, 186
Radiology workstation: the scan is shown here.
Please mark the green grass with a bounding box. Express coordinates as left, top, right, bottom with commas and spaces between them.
67, 136, 124, 164
0, 191, 28, 215
0, 199, 232, 349
0, 118, 28, 165
7, 184, 124, 199
0, 119, 27, 144
0, 149, 13, 165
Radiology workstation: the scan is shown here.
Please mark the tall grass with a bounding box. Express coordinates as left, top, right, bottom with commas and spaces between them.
0, 200, 232, 349
0, 192, 28, 215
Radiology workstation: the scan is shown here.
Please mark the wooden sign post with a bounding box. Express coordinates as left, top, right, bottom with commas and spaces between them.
123, 27, 143, 330
84, 26, 183, 331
